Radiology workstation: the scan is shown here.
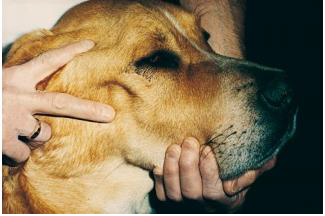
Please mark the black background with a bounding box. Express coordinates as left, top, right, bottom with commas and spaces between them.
160, 0, 323, 213
241, 0, 323, 213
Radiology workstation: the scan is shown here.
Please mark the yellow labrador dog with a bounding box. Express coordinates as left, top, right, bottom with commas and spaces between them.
3, 0, 297, 213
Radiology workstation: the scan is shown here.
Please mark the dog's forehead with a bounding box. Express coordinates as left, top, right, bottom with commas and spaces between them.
53, 0, 213, 60
127, 2, 214, 61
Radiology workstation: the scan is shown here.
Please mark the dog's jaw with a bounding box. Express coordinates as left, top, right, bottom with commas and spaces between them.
123, 132, 170, 170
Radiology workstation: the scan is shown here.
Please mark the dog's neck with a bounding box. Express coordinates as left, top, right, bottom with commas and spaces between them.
3, 114, 168, 213
3, 156, 155, 213
3, 89, 173, 213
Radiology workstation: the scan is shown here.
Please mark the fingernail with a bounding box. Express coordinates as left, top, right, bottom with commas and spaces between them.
227, 180, 240, 194
80, 40, 95, 50
100, 105, 115, 122
202, 145, 212, 156
166, 144, 181, 159
232, 181, 242, 193
183, 137, 199, 149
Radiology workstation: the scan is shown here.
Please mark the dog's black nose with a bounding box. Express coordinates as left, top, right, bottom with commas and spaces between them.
260, 77, 294, 110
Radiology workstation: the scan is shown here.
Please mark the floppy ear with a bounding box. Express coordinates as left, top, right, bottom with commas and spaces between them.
4, 29, 55, 67
4, 29, 86, 90
4, 28, 84, 67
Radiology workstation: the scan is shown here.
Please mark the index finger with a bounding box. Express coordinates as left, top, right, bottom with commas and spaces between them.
29, 92, 115, 123
22, 40, 95, 86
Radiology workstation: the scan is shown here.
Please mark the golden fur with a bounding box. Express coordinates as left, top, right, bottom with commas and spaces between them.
3, 1, 220, 213
3, 0, 296, 213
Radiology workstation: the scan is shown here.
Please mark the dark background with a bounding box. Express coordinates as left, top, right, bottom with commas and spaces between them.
241, 0, 323, 213
158, 0, 323, 214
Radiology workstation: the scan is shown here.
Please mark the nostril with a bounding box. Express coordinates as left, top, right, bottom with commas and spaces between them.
261, 80, 293, 109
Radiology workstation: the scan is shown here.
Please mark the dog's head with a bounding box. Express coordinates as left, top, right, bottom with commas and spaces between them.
5, 0, 297, 180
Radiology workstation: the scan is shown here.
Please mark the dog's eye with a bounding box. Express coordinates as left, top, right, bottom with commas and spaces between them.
134, 49, 180, 69
202, 30, 210, 41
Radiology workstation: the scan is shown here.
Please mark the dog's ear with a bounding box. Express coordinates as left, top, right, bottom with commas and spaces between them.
4, 29, 83, 90
4, 29, 55, 68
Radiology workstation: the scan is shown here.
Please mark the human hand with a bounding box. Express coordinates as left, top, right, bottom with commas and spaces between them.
179, 0, 246, 58
3, 40, 115, 163
153, 137, 276, 212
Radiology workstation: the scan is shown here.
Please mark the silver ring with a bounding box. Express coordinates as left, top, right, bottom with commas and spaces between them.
30, 118, 41, 139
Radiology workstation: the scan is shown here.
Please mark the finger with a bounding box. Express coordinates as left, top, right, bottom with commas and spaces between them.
3, 139, 31, 163
22, 40, 95, 85
223, 170, 258, 196
27, 120, 51, 143
17, 115, 42, 137
199, 145, 224, 200
227, 188, 249, 213
30, 92, 115, 123
16, 116, 50, 143
260, 157, 277, 172
163, 144, 182, 201
179, 137, 202, 200
153, 167, 166, 201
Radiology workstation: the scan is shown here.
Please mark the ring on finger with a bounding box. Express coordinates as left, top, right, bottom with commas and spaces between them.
29, 118, 41, 140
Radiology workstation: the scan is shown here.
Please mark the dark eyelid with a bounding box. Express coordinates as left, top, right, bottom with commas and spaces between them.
134, 49, 180, 69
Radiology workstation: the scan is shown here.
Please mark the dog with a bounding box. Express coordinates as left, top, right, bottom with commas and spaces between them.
3, 0, 297, 213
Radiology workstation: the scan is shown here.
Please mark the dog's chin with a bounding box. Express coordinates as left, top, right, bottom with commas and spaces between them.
213, 109, 298, 181
251, 109, 298, 171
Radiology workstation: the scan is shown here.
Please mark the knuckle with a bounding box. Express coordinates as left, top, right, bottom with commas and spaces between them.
19, 116, 38, 137
164, 163, 178, 176
182, 138, 199, 151
37, 51, 61, 67
200, 158, 217, 178
37, 52, 53, 65
166, 145, 180, 159
88, 104, 102, 117
50, 93, 68, 110
180, 157, 197, 171
3, 67, 27, 87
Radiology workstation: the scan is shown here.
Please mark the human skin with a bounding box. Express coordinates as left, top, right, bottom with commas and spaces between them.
2, 40, 115, 162
180, 0, 246, 58
153, 0, 277, 212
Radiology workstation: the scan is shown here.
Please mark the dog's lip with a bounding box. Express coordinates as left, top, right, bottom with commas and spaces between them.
254, 108, 298, 169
